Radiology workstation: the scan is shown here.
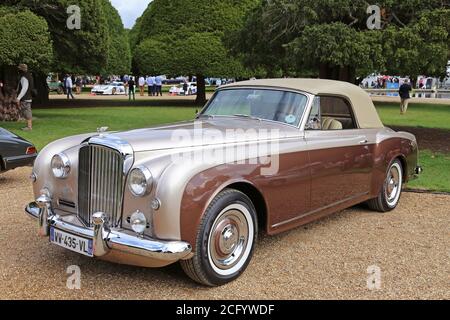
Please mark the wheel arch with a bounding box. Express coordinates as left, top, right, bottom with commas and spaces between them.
180, 177, 269, 252
226, 182, 268, 233
396, 154, 408, 182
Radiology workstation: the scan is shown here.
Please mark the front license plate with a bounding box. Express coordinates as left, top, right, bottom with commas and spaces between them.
50, 227, 94, 257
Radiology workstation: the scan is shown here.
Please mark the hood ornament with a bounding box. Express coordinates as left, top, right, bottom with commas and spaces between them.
97, 127, 109, 138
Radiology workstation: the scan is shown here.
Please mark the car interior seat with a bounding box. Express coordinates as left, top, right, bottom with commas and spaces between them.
322, 117, 343, 130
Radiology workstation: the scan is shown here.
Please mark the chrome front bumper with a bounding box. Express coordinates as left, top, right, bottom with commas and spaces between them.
25, 195, 192, 267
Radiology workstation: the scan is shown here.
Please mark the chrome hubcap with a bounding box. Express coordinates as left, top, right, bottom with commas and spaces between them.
209, 209, 249, 271
385, 164, 401, 205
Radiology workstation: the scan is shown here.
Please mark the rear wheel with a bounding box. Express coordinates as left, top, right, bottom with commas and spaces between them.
181, 189, 257, 286
367, 159, 403, 212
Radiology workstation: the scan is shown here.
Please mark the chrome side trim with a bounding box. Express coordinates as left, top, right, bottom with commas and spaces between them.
271, 192, 369, 229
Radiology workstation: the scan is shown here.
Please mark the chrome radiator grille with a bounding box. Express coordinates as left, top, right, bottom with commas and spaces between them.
78, 145, 124, 227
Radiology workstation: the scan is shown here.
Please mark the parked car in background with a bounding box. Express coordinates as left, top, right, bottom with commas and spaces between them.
25, 79, 421, 286
163, 77, 185, 85
169, 82, 197, 95
0, 128, 37, 173
91, 82, 126, 95
47, 81, 64, 95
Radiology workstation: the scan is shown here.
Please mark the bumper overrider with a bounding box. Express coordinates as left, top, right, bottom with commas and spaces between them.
25, 194, 193, 268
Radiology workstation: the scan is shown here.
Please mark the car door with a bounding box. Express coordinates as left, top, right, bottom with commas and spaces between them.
305, 96, 373, 211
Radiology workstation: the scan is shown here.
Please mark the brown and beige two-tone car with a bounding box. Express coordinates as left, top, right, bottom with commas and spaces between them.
25, 79, 422, 286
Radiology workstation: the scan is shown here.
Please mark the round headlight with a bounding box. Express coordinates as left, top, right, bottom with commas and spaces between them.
51, 153, 70, 179
130, 211, 147, 234
128, 166, 153, 197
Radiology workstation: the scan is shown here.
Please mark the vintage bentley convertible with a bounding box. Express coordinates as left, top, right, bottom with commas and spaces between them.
25, 79, 421, 286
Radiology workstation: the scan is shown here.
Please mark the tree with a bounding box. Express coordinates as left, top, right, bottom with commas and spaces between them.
0, 7, 53, 120
232, 0, 450, 82
102, 0, 131, 75
1, 0, 109, 104
131, 0, 259, 103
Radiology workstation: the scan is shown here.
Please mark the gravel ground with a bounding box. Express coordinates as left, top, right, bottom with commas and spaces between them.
1, 167, 449, 300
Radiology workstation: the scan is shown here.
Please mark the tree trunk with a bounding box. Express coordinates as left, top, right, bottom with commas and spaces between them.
195, 74, 207, 105
319, 63, 356, 83
33, 72, 49, 105
319, 63, 331, 79
0, 66, 20, 121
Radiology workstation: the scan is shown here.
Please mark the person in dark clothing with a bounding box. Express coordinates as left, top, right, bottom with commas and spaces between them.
183, 81, 189, 96
399, 79, 412, 115
128, 77, 136, 101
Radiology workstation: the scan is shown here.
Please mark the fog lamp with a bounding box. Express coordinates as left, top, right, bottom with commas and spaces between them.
130, 211, 147, 234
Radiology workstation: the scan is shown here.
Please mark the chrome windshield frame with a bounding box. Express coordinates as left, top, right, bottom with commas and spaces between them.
199, 86, 314, 130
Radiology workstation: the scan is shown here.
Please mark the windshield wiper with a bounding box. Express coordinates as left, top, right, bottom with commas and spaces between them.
196, 114, 215, 120
233, 114, 262, 122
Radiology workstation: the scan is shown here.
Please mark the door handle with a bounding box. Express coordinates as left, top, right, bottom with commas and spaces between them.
359, 139, 369, 145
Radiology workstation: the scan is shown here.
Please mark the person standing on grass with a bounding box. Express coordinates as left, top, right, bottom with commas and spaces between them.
75, 76, 82, 95
183, 80, 189, 96
16, 64, 34, 131
123, 74, 130, 95
138, 76, 145, 96
399, 79, 412, 115
146, 75, 154, 96
128, 76, 136, 101
65, 74, 75, 99
155, 75, 163, 96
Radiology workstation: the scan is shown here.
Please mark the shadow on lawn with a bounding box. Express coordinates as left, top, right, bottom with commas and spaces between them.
35, 98, 207, 109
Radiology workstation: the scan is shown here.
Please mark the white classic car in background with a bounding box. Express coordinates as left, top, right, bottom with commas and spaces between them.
91, 82, 126, 95
169, 82, 197, 96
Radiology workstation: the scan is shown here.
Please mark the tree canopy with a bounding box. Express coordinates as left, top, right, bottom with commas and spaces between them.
0, 0, 131, 105
1, 0, 130, 75
102, 0, 132, 75
131, 0, 259, 103
0, 7, 53, 72
232, 0, 450, 82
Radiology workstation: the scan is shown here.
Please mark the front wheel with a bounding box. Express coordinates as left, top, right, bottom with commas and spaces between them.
181, 189, 258, 286
367, 159, 403, 212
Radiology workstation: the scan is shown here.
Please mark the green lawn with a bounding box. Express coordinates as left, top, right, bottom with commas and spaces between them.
1, 103, 449, 192
407, 150, 450, 193
2, 107, 197, 150
374, 102, 450, 129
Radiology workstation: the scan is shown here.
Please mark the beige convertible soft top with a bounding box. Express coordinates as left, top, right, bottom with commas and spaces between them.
222, 78, 384, 129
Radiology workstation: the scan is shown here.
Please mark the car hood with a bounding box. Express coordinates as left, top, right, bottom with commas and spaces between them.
102, 118, 302, 153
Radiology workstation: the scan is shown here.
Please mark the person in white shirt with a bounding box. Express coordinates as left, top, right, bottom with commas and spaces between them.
138, 76, 146, 96
146, 76, 154, 96
65, 74, 75, 99
16, 64, 34, 131
155, 75, 163, 96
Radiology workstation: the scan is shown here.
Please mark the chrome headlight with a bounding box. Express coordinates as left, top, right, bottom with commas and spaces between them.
128, 166, 153, 197
51, 153, 70, 179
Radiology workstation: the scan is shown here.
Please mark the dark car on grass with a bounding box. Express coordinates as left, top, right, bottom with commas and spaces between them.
0, 128, 37, 173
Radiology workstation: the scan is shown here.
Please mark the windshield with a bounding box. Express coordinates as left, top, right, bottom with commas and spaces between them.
202, 89, 308, 126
